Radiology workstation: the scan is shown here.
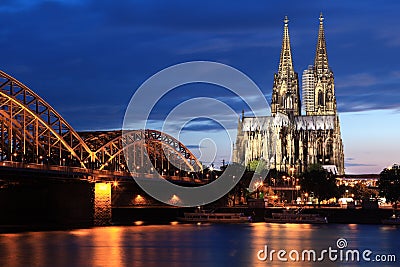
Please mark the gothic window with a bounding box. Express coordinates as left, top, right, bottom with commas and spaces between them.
317, 139, 323, 162
326, 139, 333, 161
281, 134, 287, 159
294, 137, 299, 160
303, 142, 308, 166
326, 90, 332, 102
285, 95, 293, 109
318, 90, 323, 106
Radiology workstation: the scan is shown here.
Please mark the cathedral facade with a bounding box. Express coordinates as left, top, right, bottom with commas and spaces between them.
234, 14, 345, 175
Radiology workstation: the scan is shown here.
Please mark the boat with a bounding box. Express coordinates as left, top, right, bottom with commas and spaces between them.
178, 210, 252, 223
382, 214, 400, 225
265, 208, 328, 224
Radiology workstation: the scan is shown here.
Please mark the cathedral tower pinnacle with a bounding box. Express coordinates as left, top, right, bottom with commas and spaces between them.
307, 13, 337, 115
314, 13, 330, 77
271, 16, 301, 116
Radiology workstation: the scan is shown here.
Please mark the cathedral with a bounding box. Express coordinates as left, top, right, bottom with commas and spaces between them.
234, 14, 345, 175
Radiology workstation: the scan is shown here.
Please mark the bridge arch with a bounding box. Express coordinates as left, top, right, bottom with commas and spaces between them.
0, 70, 202, 173
89, 129, 203, 173
0, 70, 94, 167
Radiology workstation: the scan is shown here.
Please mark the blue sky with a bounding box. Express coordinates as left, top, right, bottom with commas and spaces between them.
1, 0, 400, 174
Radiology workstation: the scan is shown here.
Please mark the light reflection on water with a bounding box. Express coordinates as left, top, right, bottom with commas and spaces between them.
0, 224, 399, 267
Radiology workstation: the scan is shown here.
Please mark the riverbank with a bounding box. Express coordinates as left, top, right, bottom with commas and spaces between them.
112, 206, 396, 225
0, 206, 396, 233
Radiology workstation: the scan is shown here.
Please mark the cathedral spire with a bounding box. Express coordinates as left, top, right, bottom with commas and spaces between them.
308, 13, 337, 116
278, 16, 295, 79
271, 16, 300, 116
314, 13, 330, 76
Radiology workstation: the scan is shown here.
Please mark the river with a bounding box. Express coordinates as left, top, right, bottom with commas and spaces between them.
0, 223, 398, 266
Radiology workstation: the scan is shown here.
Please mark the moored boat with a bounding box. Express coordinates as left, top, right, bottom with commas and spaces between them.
178, 211, 252, 223
265, 208, 328, 224
382, 214, 400, 225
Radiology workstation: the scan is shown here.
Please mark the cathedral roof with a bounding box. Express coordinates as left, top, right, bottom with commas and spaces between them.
241, 114, 335, 131
294, 115, 335, 130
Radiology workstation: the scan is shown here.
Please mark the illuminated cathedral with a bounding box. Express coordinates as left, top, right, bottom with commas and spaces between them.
234, 14, 345, 175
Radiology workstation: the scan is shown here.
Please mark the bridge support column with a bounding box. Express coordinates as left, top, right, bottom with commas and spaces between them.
94, 182, 112, 226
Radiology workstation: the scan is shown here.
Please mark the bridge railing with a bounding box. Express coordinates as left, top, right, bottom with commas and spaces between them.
0, 161, 206, 184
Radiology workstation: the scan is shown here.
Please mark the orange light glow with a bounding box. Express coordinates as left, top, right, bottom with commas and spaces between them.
134, 194, 146, 205
169, 194, 181, 205
97, 183, 109, 192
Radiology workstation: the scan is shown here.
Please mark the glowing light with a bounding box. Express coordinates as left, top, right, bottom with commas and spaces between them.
113, 181, 119, 187
94, 183, 111, 225
170, 221, 179, 226
134, 221, 144, 226
169, 194, 181, 205
134, 194, 146, 205
97, 183, 109, 192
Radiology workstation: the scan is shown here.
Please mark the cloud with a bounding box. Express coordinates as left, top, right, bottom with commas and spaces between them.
344, 156, 377, 168
337, 73, 378, 88
185, 144, 205, 149
345, 163, 377, 167
1, 0, 400, 137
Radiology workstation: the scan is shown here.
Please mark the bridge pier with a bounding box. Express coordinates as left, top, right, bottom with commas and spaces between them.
93, 182, 112, 226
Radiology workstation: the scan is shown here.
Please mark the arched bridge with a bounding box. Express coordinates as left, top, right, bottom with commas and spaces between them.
84, 129, 202, 173
0, 70, 203, 183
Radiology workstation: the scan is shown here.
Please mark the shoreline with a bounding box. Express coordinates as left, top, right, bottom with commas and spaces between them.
1, 206, 396, 234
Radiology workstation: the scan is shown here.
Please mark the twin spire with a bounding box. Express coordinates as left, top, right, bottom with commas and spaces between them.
278, 13, 330, 81
272, 13, 334, 117
315, 13, 329, 76
277, 15, 295, 80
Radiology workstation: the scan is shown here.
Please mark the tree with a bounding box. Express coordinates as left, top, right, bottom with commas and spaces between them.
247, 159, 269, 176
300, 163, 338, 202
351, 183, 377, 200
379, 164, 400, 202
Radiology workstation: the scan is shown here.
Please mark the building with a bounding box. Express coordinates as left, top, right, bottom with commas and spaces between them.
302, 65, 315, 114
234, 14, 345, 175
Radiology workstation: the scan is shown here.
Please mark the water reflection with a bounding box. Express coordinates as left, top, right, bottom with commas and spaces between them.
0, 224, 398, 267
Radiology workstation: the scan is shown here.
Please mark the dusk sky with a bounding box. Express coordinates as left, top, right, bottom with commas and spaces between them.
1, 0, 400, 174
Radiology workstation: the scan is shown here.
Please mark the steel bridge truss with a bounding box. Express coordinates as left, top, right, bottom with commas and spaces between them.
89, 129, 203, 173
0, 70, 94, 167
0, 70, 202, 174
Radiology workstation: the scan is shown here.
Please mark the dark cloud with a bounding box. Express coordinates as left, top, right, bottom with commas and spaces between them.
181, 120, 225, 132
185, 144, 205, 150
345, 163, 377, 167
345, 157, 377, 167
0, 0, 400, 132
